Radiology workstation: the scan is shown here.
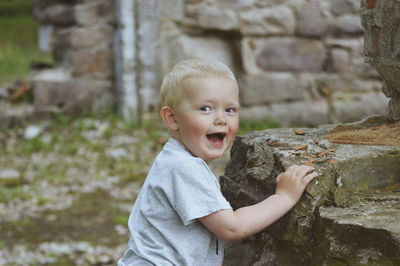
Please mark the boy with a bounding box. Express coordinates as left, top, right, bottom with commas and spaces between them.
118, 58, 318, 266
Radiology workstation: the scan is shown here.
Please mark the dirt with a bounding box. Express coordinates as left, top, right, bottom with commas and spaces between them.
325, 121, 400, 146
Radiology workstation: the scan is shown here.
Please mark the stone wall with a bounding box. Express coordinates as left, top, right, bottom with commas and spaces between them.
31, 0, 390, 126
159, 0, 388, 126
32, 0, 115, 115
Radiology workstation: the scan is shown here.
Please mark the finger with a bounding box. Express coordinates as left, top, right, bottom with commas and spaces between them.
302, 172, 319, 184
295, 165, 315, 178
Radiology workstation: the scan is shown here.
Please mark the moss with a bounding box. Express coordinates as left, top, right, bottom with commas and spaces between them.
113, 215, 129, 225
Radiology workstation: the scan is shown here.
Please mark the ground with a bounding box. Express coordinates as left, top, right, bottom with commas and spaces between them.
0, 114, 231, 265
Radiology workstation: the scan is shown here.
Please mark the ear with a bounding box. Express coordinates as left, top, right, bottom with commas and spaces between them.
160, 106, 179, 131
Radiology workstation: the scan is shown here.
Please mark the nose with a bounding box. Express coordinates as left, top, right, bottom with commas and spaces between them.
214, 110, 227, 125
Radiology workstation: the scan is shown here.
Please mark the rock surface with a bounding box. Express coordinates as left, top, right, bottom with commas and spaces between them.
221, 117, 400, 265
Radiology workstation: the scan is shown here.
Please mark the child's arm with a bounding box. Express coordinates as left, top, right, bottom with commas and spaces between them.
200, 165, 318, 242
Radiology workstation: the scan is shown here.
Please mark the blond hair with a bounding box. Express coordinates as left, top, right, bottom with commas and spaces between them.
160, 58, 236, 108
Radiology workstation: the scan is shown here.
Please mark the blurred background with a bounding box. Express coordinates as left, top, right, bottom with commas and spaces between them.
0, 0, 388, 265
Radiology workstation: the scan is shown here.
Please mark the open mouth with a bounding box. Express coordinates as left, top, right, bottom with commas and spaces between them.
206, 132, 226, 146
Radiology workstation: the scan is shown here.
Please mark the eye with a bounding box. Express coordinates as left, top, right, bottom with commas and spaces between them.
200, 105, 211, 112
225, 107, 237, 113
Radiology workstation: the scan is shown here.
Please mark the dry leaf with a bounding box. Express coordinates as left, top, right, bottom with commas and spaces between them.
293, 129, 305, 135
295, 144, 308, 151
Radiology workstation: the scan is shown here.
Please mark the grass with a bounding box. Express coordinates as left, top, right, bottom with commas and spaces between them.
0, 0, 53, 86
0, 112, 166, 203
238, 118, 280, 135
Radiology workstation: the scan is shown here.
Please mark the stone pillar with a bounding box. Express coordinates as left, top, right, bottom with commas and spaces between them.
32, 0, 115, 116
361, 0, 400, 121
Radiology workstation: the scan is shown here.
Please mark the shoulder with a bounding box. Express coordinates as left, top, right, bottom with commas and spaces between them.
156, 138, 206, 173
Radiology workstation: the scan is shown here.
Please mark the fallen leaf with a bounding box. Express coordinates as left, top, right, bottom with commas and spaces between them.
329, 159, 338, 164
295, 144, 308, 151
293, 129, 305, 135
268, 141, 289, 147
10, 81, 31, 102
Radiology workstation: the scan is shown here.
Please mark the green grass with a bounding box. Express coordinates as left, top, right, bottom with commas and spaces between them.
238, 118, 280, 135
0, 0, 53, 86
0, 112, 166, 203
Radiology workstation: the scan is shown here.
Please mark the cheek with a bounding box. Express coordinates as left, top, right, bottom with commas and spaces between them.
230, 118, 239, 134
182, 118, 208, 136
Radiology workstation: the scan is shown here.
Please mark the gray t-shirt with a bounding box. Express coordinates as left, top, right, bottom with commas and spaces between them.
118, 138, 232, 266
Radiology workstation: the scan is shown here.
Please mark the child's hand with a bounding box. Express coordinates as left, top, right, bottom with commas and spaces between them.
275, 165, 318, 206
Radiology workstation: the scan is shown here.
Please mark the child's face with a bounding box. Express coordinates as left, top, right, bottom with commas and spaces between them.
173, 76, 240, 163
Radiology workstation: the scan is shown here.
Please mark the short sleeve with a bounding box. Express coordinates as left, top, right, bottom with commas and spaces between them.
167, 160, 232, 225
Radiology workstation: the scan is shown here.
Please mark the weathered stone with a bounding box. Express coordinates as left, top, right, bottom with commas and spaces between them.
331, 14, 364, 34
33, 79, 113, 114
221, 121, 400, 265
69, 49, 113, 79
257, 38, 326, 72
253, 0, 287, 8
159, 0, 184, 21
164, 35, 236, 72
57, 26, 113, 49
329, 0, 355, 15
295, 3, 328, 37
330, 48, 350, 72
241, 38, 262, 75
316, 73, 382, 92
0, 169, 22, 186
361, 0, 400, 121
239, 100, 329, 127
183, 6, 239, 31
210, 0, 255, 11
34, 4, 75, 26
74, 1, 114, 26
239, 6, 296, 35
333, 92, 388, 123
269, 100, 330, 126
239, 73, 309, 105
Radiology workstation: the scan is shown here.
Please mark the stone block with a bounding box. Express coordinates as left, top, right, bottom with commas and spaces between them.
256, 38, 327, 72
211, 0, 255, 11
58, 25, 113, 49
239, 73, 310, 105
329, 0, 355, 15
69, 48, 114, 79
182, 6, 239, 31
159, 0, 184, 21
241, 38, 262, 75
34, 4, 75, 26
316, 73, 382, 92
331, 14, 364, 34
239, 6, 296, 35
330, 48, 350, 72
239, 100, 329, 127
333, 92, 389, 123
33, 79, 113, 114
269, 100, 329, 126
74, 0, 115, 26
295, 3, 328, 37
163, 35, 236, 73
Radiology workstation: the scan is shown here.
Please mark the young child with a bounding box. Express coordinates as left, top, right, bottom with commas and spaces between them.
118, 58, 318, 266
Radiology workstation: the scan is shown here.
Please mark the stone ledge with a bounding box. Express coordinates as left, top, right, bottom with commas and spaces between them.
221, 117, 400, 265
